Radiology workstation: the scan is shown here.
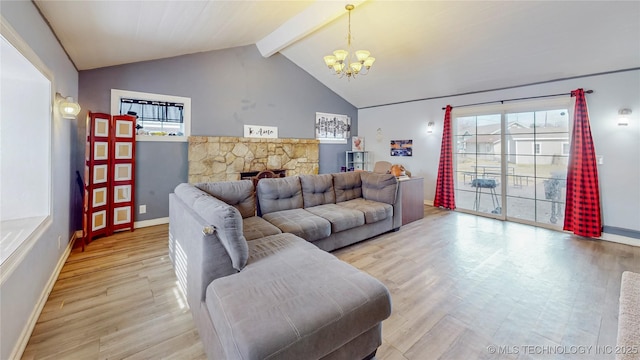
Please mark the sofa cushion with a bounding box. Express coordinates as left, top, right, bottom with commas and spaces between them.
256, 176, 303, 215
196, 180, 256, 219
174, 183, 249, 271
333, 172, 363, 202
242, 216, 282, 241
262, 208, 331, 242
206, 233, 391, 360
338, 198, 393, 224
305, 204, 365, 233
361, 172, 398, 205
300, 174, 335, 207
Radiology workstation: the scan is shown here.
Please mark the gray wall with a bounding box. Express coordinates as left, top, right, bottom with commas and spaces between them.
78, 45, 357, 223
0, 1, 79, 359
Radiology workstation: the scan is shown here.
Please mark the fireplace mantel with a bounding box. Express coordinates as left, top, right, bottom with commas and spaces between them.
188, 136, 319, 183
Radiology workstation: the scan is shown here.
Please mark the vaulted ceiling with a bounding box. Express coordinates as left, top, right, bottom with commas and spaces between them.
35, 0, 640, 108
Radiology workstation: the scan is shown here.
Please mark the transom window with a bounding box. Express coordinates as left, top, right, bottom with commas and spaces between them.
119, 98, 184, 135
111, 89, 191, 142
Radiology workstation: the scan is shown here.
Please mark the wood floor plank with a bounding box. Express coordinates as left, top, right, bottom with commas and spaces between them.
21, 207, 640, 360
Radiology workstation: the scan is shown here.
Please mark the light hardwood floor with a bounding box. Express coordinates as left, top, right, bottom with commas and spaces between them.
22, 207, 640, 359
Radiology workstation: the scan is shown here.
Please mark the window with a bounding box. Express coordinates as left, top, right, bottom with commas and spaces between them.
562, 142, 570, 155
111, 89, 191, 142
1, 30, 52, 271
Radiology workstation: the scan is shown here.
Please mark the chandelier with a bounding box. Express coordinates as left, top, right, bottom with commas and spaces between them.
323, 4, 375, 79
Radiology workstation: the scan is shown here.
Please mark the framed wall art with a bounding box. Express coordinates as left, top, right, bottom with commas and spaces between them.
315, 112, 351, 144
390, 139, 413, 157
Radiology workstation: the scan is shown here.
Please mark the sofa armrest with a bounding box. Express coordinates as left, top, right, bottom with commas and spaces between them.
174, 183, 249, 271
169, 193, 238, 306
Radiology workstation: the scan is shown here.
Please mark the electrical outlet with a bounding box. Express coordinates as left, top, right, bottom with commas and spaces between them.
597, 155, 604, 165
139, 205, 147, 214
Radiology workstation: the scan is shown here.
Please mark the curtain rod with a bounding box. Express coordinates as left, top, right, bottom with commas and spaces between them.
442, 90, 593, 110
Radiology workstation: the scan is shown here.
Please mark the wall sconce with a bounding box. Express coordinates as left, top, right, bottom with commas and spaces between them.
427, 121, 435, 133
56, 92, 81, 119
618, 108, 632, 126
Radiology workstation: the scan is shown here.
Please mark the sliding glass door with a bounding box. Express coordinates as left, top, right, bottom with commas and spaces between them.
452, 101, 571, 229
454, 113, 504, 217
504, 109, 570, 226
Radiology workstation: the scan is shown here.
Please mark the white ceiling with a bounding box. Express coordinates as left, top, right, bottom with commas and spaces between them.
35, 0, 640, 109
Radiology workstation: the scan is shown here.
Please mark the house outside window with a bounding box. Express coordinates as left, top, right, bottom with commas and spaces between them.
535, 143, 541, 154
111, 89, 191, 142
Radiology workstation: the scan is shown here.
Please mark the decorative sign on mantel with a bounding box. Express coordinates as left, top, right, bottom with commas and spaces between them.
244, 125, 278, 138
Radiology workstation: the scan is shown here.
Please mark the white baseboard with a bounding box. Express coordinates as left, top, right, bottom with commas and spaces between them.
599, 232, 640, 247
424, 200, 434, 206
10, 232, 76, 360
134, 217, 169, 229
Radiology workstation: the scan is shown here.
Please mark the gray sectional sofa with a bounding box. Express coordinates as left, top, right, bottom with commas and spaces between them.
169, 171, 400, 360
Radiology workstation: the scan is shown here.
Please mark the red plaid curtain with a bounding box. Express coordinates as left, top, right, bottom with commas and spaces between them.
563, 89, 602, 237
434, 105, 456, 209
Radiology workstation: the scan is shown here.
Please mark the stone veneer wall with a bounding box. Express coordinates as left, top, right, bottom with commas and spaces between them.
188, 136, 320, 183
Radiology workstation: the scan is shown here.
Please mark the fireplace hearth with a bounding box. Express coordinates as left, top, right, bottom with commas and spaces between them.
240, 169, 287, 179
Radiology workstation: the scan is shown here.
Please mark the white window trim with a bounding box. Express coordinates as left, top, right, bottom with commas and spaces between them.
452, 96, 575, 228
110, 89, 191, 142
0, 17, 53, 282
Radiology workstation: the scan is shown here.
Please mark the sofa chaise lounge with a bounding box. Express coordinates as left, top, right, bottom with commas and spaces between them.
169, 171, 400, 359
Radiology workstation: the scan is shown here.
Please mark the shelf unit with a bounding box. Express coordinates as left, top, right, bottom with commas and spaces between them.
83, 112, 136, 247
345, 151, 370, 171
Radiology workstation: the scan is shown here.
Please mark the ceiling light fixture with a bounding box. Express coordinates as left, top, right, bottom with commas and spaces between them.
323, 4, 375, 80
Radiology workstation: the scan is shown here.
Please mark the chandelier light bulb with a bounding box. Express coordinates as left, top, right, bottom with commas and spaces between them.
333, 50, 348, 62
363, 57, 375, 68
355, 50, 370, 62
324, 55, 337, 68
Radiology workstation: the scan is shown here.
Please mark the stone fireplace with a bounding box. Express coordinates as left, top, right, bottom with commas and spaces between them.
188, 136, 319, 183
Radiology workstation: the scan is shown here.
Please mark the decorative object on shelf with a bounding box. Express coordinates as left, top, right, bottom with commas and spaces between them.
315, 112, 351, 143
390, 139, 413, 156
618, 108, 632, 126
83, 112, 136, 247
56, 92, 81, 119
352, 136, 365, 151
322, 4, 375, 80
